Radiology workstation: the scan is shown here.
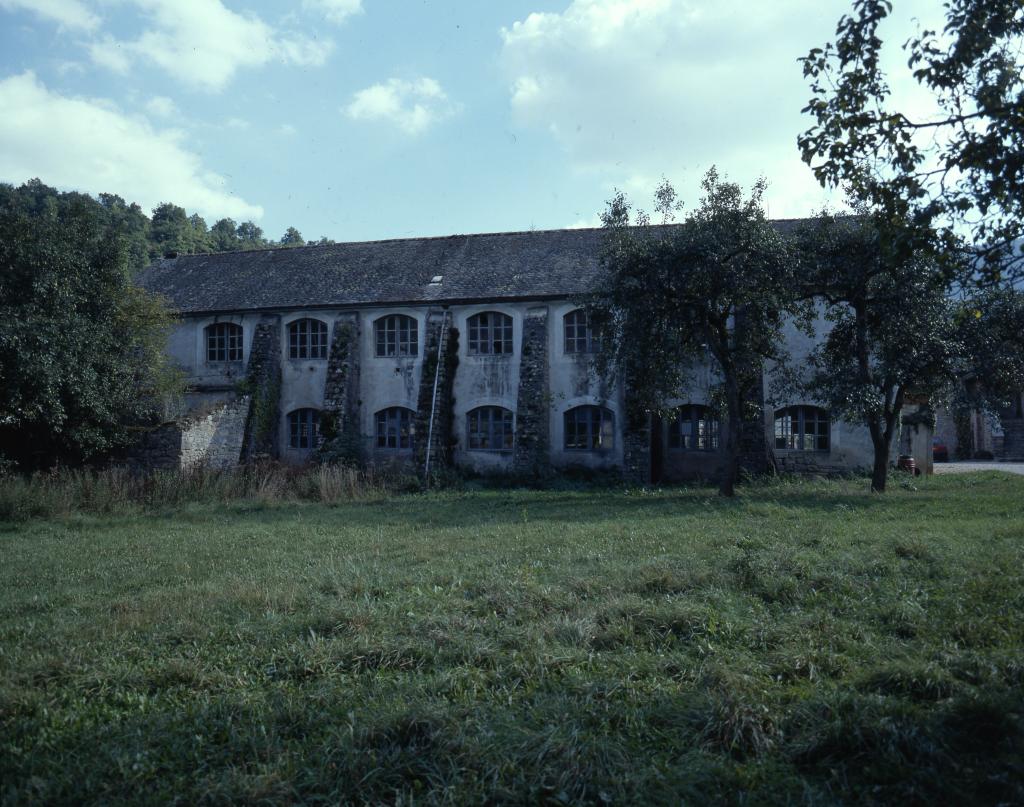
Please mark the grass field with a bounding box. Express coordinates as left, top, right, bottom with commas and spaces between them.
2, 473, 1023, 804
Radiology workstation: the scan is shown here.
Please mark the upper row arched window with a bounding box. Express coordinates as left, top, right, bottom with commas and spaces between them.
774, 405, 830, 452
564, 309, 602, 354
467, 311, 513, 355
206, 322, 243, 362
288, 318, 328, 359
375, 315, 418, 358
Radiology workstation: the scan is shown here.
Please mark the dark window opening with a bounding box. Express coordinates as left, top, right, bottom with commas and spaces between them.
564, 405, 614, 450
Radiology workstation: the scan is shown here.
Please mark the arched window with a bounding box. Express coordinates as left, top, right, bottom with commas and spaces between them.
564, 309, 602, 354
668, 405, 720, 451
467, 311, 514, 355
375, 315, 418, 358
564, 405, 614, 450
775, 405, 830, 452
376, 407, 415, 450
288, 318, 328, 359
467, 406, 514, 451
206, 322, 243, 362
287, 408, 320, 449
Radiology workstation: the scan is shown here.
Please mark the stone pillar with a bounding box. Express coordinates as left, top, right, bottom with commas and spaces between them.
621, 410, 652, 484
513, 306, 551, 475
738, 371, 771, 476
415, 310, 458, 475
240, 315, 282, 462
317, 313, 362, 463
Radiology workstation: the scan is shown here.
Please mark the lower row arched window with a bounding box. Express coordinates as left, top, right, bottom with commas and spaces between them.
774, 405, 830, 452
467, 406, 514, 451
668, 404, 720, 451
564, 405, 614, 451
376, 407, 415, 450
288, 408, 320, 450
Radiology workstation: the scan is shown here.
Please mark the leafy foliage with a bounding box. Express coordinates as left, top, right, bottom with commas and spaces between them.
0, 183, 181, 468
792, 213, 964, 491
799, 0, 1024, 281
591, 169, 807, 496
3, 179, 319, 273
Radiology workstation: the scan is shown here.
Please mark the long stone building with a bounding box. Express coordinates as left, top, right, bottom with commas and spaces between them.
137, 225, 915, 481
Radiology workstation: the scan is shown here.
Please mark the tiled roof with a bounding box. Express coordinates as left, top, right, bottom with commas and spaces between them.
137, 222, 808, 315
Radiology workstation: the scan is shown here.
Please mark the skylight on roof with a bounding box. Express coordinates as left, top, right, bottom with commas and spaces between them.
429, 275, 443, 284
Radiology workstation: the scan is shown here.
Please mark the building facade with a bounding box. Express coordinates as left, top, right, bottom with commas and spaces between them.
137, 226, 898, 481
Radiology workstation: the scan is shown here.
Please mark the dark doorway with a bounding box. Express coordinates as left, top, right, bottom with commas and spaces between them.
650, 413, 664, 483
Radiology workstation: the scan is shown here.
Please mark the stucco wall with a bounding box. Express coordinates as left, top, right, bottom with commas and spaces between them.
165, 299, 891, 477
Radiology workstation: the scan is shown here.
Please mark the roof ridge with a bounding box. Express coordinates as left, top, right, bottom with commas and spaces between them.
171, 224, 682, 259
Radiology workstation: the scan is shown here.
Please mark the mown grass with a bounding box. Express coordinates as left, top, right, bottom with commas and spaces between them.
1, 473, 1022, 804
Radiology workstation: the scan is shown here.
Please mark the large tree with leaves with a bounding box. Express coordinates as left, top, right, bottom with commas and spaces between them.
0, 184, 181, 468
591, 169, 805, 497
799, 0, 1024, 281
793, 213, 965, 492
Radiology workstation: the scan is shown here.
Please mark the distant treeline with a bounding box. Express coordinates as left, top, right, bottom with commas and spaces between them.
1, 178, 332, 273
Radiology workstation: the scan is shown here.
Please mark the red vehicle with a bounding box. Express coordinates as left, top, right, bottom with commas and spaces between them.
933, 438, 949, 463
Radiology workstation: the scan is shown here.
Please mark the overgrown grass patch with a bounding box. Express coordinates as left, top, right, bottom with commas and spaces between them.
1, 473, 1022, 803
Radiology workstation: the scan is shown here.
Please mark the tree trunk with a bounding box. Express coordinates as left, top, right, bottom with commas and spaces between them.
870, 438, 890, 493
719, 376, 742, 497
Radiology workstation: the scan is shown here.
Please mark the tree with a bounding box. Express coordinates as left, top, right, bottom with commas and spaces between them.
794, 213, 964, 492
209, 218, 240, 252
955, 287, 1024, 412
149, 202, 192, 260
0, 183, 181, 468
188, 213, 211, 254
280, 227, 305, 247
98, 193, 151, 272
799, 0, 1024, 282
590, 169, 805, 497
235, 221, 265, 250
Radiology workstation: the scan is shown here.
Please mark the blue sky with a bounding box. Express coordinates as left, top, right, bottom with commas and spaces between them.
0, 0, 941, 243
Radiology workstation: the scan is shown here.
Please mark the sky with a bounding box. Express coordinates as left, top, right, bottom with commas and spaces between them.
0, 0, 945, 243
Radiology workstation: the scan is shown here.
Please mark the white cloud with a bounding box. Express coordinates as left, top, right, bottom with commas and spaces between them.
0, 72, 262, 221
0, 0, 99, 31
304, 0, 363, 25
89, 0, 334, 92
278, 123, 298, 136
345, 77, 457, 135
500, 0, 943, 218
145, 95, 178, 118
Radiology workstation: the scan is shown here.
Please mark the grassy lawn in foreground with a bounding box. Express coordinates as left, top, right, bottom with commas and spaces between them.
1, 474, 1023, 805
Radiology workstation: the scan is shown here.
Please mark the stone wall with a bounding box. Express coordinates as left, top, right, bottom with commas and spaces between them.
414, 310, 458, 474
513, 306, 550, 475
122, 423, 182, 471
180, 396, 250, 469
317, 313, 362, 462
240, 315, 282, 462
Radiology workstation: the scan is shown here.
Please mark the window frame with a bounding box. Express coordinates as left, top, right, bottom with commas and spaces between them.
374, 314, 418, 358
375, 407, 416, 450
466, 406, 514, 452
563, 405, 615, 451
467, 311, 514, 356
206, 322, 243, 363
774, 405, 830, 452
668, 404, 720, 451
288, 318, 329, 360
287, 408, 320, 450
563, 309, 602, 354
